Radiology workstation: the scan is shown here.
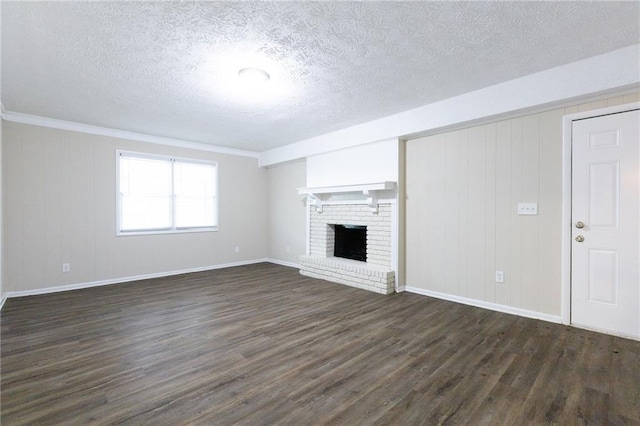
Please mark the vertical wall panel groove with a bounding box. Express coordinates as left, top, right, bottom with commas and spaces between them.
521, 114, 540, 312
485, 123, 497, 304
444, 132, 460, 296
459, 130, 469, 298
510, 117, 523, 309
405, 93, 638, 317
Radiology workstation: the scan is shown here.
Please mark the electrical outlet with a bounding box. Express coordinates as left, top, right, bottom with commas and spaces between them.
234, 246, 240, 253
62, 263, 71, 273
495, 271, 504, 283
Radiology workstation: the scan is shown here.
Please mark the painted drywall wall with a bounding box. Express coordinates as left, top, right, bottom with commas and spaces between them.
2, 121, 267, 293
266, 160, 307, 266
0, 0, 4, 303
0, 116, 3, 303
405, 92, 640, 317
306, 138, 398, 187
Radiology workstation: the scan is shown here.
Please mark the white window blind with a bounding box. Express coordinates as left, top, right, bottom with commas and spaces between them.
117, 151, 218, 234
174, 161, 217, 229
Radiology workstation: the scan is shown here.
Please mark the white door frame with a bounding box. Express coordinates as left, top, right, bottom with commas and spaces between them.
561, 101, 640, 326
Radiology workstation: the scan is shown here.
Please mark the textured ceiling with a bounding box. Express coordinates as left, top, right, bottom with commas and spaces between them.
2, 1, 639, 152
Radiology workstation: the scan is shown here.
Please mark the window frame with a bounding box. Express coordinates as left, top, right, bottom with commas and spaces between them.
116, 150, 219, 236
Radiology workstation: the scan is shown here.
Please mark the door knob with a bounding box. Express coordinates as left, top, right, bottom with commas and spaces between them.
575, 235, 585, 242
575, 221, 585, 229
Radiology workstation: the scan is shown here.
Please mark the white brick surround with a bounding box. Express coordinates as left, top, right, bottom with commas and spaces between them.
300, 203, 395, 294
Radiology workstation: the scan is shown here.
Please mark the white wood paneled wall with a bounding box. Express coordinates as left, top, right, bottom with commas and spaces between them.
406, 93, 639, 317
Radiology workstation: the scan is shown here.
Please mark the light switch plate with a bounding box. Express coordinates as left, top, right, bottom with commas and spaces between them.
517, 203, 538, 215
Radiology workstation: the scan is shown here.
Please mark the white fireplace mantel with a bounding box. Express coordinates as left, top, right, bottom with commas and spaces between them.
297, 181, 396, 195
297, 181, 396, 213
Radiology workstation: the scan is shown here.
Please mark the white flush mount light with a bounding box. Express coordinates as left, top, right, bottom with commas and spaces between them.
198, 45, 298, 105
238, 67, 270, 85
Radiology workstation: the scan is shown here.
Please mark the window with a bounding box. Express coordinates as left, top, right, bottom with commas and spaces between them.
117, 151, 217, 235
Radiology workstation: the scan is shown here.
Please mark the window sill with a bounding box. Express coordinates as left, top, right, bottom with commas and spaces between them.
116, 227, 218, 237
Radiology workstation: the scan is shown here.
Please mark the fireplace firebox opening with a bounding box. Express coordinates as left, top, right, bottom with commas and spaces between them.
333, 224, 367, 262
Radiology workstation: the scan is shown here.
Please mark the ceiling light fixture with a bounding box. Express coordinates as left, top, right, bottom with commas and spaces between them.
238, 67, 270, 84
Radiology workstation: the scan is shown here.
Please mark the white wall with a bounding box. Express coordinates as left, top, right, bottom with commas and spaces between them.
2, 121, 268, 293
266, 160, 307, 266
306, 138, 398, 187
405, 92, 640, 318
0, 116, 3, 303
1, 0, 4, 304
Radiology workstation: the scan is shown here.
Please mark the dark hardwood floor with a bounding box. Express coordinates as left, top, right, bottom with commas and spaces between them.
1, 263, 638, 425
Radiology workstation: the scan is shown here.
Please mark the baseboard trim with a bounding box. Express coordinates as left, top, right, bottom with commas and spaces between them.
404, 286, 562, 324
4, 259, 269, 299
570, 321, 639, 341
265, 258, 300, 269
0, 296, 6, 311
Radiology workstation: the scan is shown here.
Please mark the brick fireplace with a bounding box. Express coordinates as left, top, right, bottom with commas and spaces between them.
298, 182, 396, 295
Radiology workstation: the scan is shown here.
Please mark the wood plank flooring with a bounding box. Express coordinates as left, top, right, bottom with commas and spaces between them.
1, 263, 639, 425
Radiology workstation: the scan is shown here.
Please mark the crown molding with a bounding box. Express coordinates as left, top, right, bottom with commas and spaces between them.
1, 111, 260, 159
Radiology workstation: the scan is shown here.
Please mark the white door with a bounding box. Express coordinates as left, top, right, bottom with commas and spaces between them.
571, 109, 640, 338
